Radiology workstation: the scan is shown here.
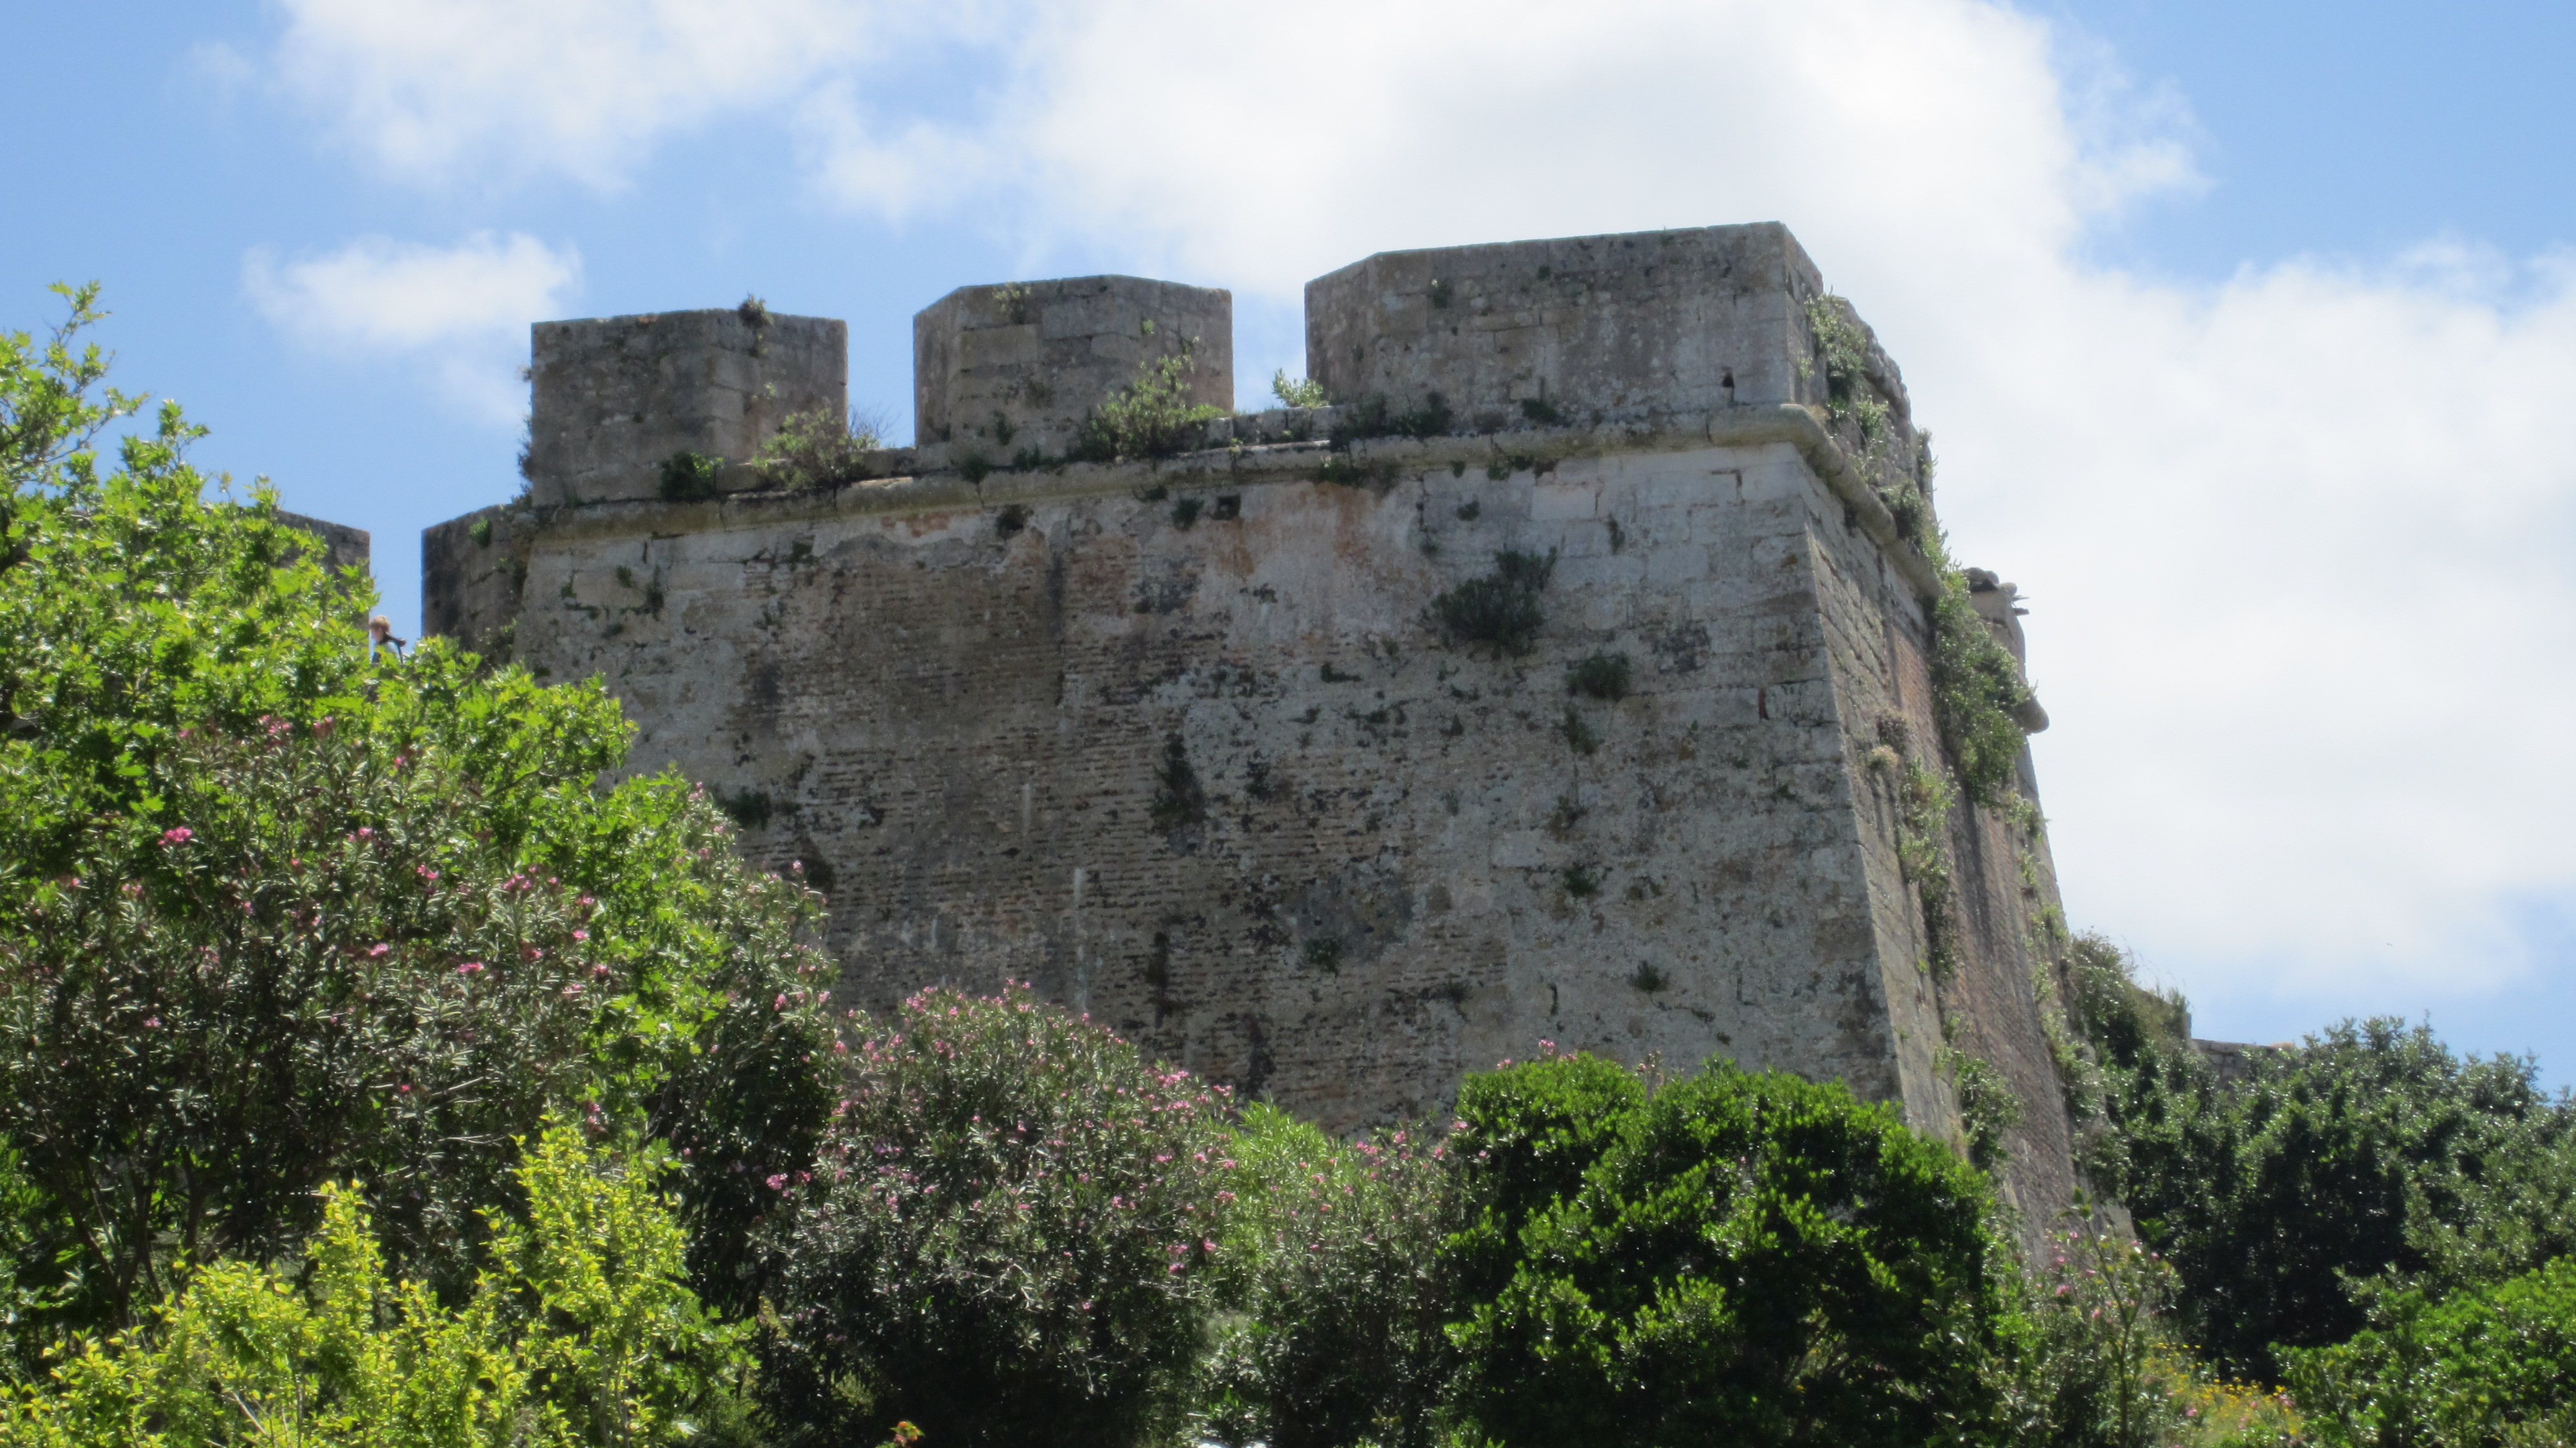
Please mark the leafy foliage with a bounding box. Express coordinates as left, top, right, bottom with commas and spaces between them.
1428, 549, 1553, 655
2298, 1252, 2576, 1443
2121, 1020, 2576, 1380
1565, 651, 1633, 701
1269, 372, 1327, 409
2010, 1213, 2193, 1448
1927, 575, 2032, 807
1441, 1051, 2011, 1448
2284, 1256, 2576, 1448
656, 452, 721, 502
0, 1128, 753, 1447
751, 407, 890, 489
762, 986, 1232, 1448
1068, 351, 1224, 463
1200, 1105, 1454, 1448
0, 290, 837, 1356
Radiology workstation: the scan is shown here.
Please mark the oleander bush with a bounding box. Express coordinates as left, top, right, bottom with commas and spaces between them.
0, 287, 837, 1362
1200, 1104, 1455, 1448
760, 986, 1232, 1448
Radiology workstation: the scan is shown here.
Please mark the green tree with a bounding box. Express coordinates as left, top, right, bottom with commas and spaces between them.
1441, 1051, 2012, 1447
2119, 1020, 2573, 1379
2285, 1256, 2576, 1448
0, 288, 837, 1354
762, 986, 1231, 1448
0, 1127, 752, 1447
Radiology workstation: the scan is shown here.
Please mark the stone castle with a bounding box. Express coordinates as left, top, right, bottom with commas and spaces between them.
422, 222, 2085, 1225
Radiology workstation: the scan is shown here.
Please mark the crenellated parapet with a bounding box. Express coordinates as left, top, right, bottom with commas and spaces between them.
428, 223, 2079, 1250
524, 305, 846, 506
914, 276, 1231, 468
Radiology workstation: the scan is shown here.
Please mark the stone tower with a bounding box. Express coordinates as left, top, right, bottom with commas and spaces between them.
426, 223, 2083, 1228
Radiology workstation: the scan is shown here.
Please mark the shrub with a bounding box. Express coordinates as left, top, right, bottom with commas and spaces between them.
762, 986, 1232, 1448
1566, 651, 1633, 701
1201, 1105, 1454, 1448
0, 293, 837, 1350
0, 658, 838, 1341
659, 450, 723, 501
1442, 1052, 2010, 1447
1927, 576, 2031, 807
1270, 371, 1327, 409
1069, 351, 1224, 463
0, 1128, 754, 1446
753, 406, 889, 488
1428, 550, 1553, 654
2285, 1257, 2576, 1448
2008, 1212, 2191, 1448
2123, 1020, 2576, 1380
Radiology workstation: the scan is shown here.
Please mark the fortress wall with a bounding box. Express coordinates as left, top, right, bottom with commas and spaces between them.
462, 434, 1916, 1133
1801, 478, 2078, 1226
1308, 223, 1831, 424
427, 221, 2081, 1232
526, 309, 847, 507
916, 276, 1231, 464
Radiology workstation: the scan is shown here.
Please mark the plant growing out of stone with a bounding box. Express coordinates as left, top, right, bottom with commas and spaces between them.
1150, 732, 1207, 829
753, 405, 890, 488
1428, 549, 1553, 654
1566, 651, 1633, 701
1927, 571, 2034, 808
1331, 392, 1454, 445
1559, 705, 1601, 756
1070, 348, 1225, 462
1937, 1043, 2022, 1170
1269, 370, 1327, 408
659, 450, 722, 501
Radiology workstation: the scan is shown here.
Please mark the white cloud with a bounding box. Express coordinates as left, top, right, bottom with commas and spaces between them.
244, 232, 582, 422
249, 0, 2576, 1028
848, 0, 2576, 1024
265, 0, 902, 189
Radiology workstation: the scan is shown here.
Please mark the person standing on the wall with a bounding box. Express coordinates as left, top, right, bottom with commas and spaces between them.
368, 614, 408, 662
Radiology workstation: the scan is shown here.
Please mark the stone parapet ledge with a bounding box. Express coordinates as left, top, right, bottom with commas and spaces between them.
490, 402, 1949, 603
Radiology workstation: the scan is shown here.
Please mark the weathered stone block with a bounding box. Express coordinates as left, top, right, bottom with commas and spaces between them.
914, 276, 1231, 461
275, 511, 370, 575
525, 308, 846, 506
1307, 222, 1831, 424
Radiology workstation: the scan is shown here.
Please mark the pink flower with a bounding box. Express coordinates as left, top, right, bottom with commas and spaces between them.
572, 929, 589, 941
766, 1174, 790, 1191
458, 962, 484, 976
368, 944, 390, 958
159, 828, 194, 846
142, 1016, 160, 1029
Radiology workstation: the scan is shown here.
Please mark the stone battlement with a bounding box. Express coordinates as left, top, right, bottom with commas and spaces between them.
425, 222, 2080, 1246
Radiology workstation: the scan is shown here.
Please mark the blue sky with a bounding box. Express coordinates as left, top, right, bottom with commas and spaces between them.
7, 0, 2573, 1081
